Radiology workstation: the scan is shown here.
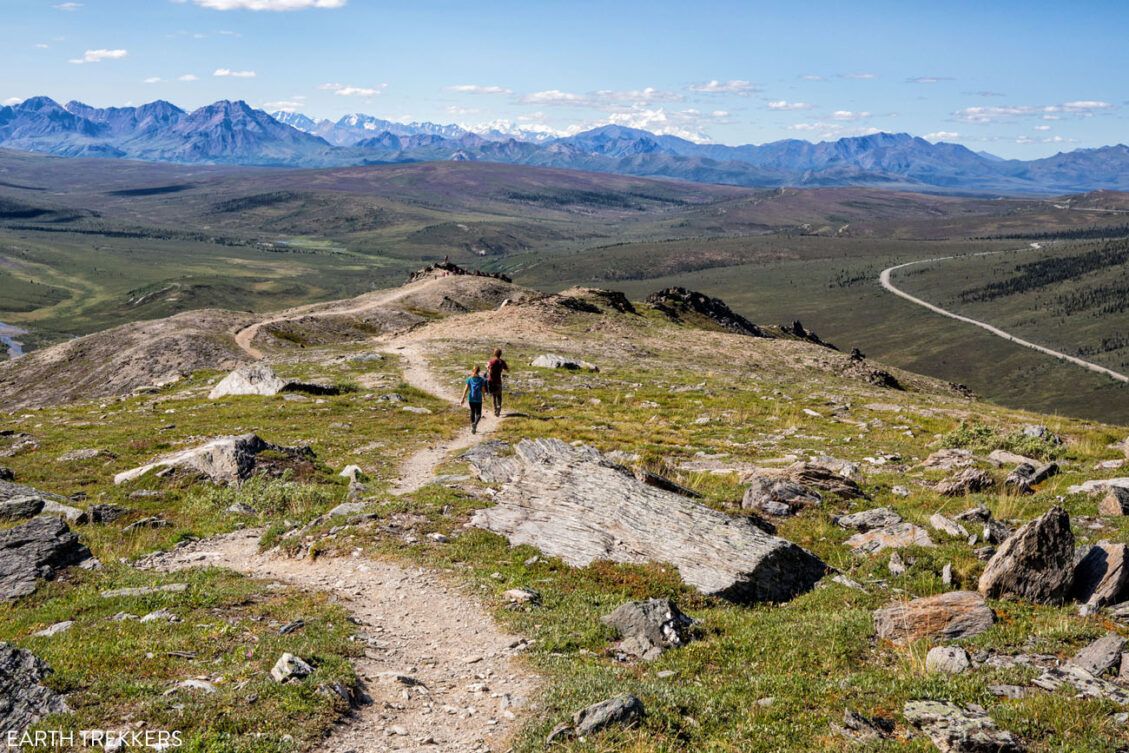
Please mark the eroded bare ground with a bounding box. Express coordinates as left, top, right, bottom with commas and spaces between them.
145, 530, 539, 753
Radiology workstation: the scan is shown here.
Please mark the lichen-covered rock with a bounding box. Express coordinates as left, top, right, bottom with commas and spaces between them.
926, 646, 972, 674
270, 652, 313, 683
978, 506, 1074, 604
1069, 634, 1126, 677
1034, 663, 1129, 705
874, 591, 994, 645
1099, 487, 1129, 516
903, 700, 1022, 753
0, 643, 69, 735
602, 599, 694, 661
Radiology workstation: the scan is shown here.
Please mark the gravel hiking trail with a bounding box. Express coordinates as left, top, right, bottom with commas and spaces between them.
879, 244, 1129, 384
152, 330, 536, 752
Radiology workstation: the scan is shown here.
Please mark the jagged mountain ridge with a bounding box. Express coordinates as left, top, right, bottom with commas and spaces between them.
1, 97, 1128, 193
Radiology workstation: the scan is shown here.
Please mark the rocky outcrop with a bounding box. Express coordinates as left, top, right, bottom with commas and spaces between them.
926, 646, 971, 675
529, 353, 599, 372
902, 700, 1022, 753
0, 309, 254, 410
208, 364, 339, 399
601, 599, 694, 661
1, 517, 94, 600
1034, 663, 1129, 705
978, 507, 1074, 604
647, 287, 765, 337
0, 644, 70, 735
470, 439, 826, 603
114, 433, 315, 486
407, 260, 512, 284
873, 591, 994, 644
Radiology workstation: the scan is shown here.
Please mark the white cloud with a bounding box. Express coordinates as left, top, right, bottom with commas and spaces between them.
832, 110, 870, 121
767, 100, 813, 111
688, 79, 758, 94
955, 100, 1114, 123
144, 76, 162, 84
53, 2, 82, 10
520, 89, 585, 105
264, 100, 305, 111
907, 76, 953, 84
1033, 124, 1051, 131
319, 82, 386, 96
183, 0, 346, 9
178, 73, 199, 81
840, 72, 877, 80
924, 131, 959, 142
446, 105, 481, 116
34, 43, 50, 49
799, 74, 825, 81
788, 122, 881, 139
519, 87, 680, 108
447, 84, 512, 95
68, 48, 128, 64
214, 68, 256, 78
3, 97, 22, 106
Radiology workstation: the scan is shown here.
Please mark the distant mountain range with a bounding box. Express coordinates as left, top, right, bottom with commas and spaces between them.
2, 96, 1128, 195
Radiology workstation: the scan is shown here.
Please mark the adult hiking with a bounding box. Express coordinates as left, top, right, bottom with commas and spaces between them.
460, 365, 487, 434
486, 348, 509, 417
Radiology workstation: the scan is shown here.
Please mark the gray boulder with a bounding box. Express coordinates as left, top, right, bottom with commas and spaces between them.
834, 507, 903, 532
926, 646, 971, 675
1, 517, 94, 600
1072, 541, 1128, 610
530, 353, 599, 372
461, 440, 523, 484
471, 439, 826, 604
209, 364, 288, 399
903, 700, 1022, 753
573, 694, 644, 736
0, 497, 44, 521
1069, 633, 1126, 677
978, 506, 1074, 604
935, 469, 995, 497
930, 513, 969, 538
1034, 663, 1129, 705
601, 598, 694, 661
742, 477, 821, 516
114, 433, 314, 486
0, 644, 69, 735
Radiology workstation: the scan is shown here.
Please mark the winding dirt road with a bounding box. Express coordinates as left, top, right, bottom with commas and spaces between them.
879, 246, 1129, 384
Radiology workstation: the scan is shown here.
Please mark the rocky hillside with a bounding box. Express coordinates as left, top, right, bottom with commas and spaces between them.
0, 272, 1127, 752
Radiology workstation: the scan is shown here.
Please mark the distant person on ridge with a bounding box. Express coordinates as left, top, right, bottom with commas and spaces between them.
486, 348, 509, 417
460, 365, 487, 434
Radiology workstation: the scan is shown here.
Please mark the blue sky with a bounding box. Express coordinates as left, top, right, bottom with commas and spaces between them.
3, 0, 1126, 157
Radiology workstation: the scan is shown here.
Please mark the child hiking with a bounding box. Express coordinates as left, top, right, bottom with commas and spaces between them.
486, 348, 509, 417
460, 365, 487, 434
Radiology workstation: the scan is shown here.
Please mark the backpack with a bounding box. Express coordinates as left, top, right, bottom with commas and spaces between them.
467, 376, 484, 402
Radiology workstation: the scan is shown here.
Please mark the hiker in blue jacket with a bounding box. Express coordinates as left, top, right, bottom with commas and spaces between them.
460, 364, 487, 434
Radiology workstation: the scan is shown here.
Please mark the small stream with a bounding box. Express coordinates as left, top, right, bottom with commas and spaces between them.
0, 321, 27, 359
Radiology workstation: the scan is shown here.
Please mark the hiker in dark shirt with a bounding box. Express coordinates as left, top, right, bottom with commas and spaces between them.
460, 365, 487, 434
486, 348, 509, 417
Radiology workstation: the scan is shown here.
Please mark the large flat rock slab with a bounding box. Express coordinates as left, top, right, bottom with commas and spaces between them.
470, 438, 826, 603
1, 517, 94, 600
